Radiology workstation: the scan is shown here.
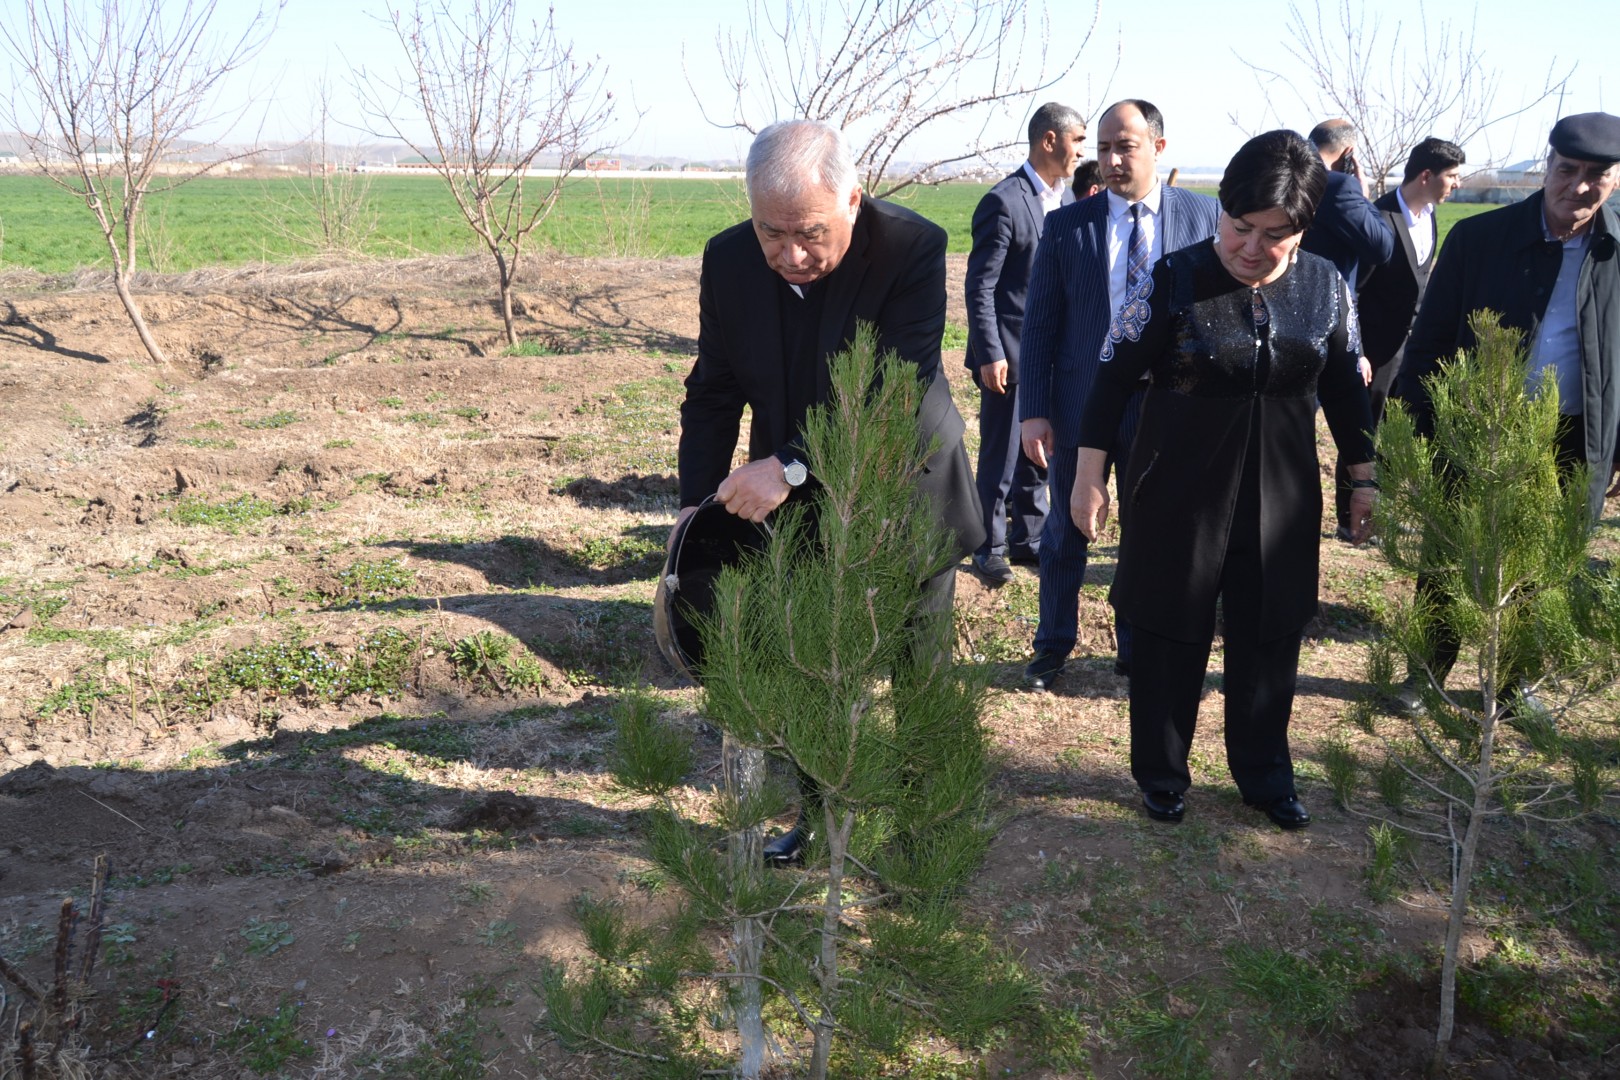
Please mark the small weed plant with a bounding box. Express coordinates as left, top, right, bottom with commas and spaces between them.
333, 557, 417, 604
241, 409, 301, 430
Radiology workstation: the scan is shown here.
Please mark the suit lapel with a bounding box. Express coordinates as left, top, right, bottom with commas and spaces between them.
1014, 169, 1045, 239
742, 243, 790, 446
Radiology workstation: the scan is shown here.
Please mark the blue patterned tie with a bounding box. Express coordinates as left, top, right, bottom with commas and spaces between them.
1126, 202, 1150, 288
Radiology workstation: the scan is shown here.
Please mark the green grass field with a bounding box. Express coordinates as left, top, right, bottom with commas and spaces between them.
0, 171, 1494, 274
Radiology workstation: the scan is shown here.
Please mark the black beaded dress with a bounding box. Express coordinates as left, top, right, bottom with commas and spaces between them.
1077, 239, 1375, 644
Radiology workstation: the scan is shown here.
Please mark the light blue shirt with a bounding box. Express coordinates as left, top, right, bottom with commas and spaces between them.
1529, 228, 1590, 415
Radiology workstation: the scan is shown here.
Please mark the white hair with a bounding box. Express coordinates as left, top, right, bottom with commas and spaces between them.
746, 120, 859, 205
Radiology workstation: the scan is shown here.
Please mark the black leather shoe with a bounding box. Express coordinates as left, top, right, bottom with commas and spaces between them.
1141, 790, 1185, 823
1008, 547, 1040, 567
1024, 650, 1066, 691
971, 553, 1015, 586
763, 824, 811, 865
1248, 795, 1311, 830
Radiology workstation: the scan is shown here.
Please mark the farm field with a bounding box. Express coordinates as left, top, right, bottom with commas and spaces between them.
0, 173, 1494, 274
0, 236, 1615, 1075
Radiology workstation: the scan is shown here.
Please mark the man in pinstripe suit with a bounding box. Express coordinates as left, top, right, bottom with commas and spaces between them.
1018, 99, 1220, 691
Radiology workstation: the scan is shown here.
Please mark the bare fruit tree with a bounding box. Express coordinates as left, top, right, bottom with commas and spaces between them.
691, 0, 1104, 198
1233, 0, 1570, 195
365, 0, 614, 348
0, 0, 283, 364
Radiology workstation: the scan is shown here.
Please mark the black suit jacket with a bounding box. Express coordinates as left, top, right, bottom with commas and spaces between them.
679, 196, 985, 558
1301, 171, 1395, 286
1356, 189, 1436, 380
962, 167, 1072, 384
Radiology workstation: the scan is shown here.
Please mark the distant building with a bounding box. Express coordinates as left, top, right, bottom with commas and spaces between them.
681, 163, 712, 173
1493, 158, 1545, 187
584, 158, 620, 171
648, 162, 671, 172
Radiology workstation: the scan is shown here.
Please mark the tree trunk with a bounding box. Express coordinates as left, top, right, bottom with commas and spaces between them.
112, 271, 168, 365
494, 251, 518, 347
1432, 696, 1502, 1072
723, 734, 768, 1080
808, 805, 854, 1080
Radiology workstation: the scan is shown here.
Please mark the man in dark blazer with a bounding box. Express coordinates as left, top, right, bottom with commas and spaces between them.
1334, 137, 1465, 536
963, 102, 1086, 586
676, 119, 984, 861
1395, 112, 1620, 707
1301, 119, 1395, 286
1018, 99, 1220, 691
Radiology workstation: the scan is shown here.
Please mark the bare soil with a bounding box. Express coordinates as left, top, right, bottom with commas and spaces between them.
0, 253, 1613, 1078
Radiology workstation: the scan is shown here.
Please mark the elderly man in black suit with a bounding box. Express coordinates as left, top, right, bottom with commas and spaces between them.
963, 102, 1086, 586
675, 118, 984, 862
1334, 137, 1465, 538
1301, 119, 1394, 286
1394, 111, 1620, 711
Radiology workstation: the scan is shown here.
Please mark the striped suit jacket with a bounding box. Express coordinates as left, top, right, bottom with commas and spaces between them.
1019, 185, 1220, 447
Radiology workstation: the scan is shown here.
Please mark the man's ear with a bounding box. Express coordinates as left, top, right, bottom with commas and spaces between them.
846, 185, 862, 218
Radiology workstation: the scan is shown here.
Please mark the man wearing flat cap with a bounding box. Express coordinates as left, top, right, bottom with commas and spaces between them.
1395, 111, 1620, 698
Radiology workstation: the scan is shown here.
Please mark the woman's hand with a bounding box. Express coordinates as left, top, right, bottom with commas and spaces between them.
1071, 447, 1112, 542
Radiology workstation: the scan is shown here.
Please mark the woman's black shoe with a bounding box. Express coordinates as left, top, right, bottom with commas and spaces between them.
763, 822, 812, 865
1141, 790, 1185, 823
1248, 795, 1311, 830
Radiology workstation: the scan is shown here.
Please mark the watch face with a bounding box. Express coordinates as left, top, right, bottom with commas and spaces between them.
783, 460, 808, 487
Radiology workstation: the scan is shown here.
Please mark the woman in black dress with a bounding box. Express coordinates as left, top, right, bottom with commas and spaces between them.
1070, 130, 1377, 829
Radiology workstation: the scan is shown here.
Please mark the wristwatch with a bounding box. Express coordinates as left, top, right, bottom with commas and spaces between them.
778, 454, 808, 488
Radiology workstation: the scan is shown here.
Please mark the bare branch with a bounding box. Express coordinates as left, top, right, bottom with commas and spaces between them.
689, 0, 1104, 197
1231, 0, 1573, 194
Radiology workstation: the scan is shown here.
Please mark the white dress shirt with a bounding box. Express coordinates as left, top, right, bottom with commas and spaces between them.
1022, 160, 1065, 216
1396, 187, 1434, 266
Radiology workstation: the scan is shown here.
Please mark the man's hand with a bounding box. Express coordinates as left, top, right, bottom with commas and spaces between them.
980, 360, 1009, 395
1358, 356, 1373, 386
1020, 417, 1054, 469
715, 457, 792, 523
1071, 472, 1110, 542
1348, 488, 1376, 544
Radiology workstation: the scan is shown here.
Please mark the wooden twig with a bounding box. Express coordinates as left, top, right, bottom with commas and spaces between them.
88, 992, 178, 1061
78, 855, 110, 984
77, 790, 149, 833
52, 898, 74, 1031
0, 953, 44, 1003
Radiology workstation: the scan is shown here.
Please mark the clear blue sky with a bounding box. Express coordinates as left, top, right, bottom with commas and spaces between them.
5, 0, 1613, 172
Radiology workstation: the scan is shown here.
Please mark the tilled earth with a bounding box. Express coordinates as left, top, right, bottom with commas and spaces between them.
0, 253, 1613, 1078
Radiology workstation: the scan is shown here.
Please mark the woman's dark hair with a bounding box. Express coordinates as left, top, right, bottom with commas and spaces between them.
1218, 130, 1326, 233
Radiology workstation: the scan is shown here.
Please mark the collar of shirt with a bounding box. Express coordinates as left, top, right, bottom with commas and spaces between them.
1105, 180, 1163, 225
1541, 214, 1596, 250
1395, 187, 1432, 229
1023, 160, 1064, 213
